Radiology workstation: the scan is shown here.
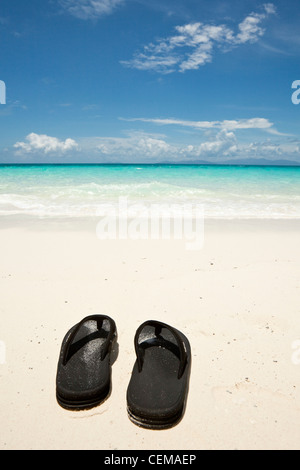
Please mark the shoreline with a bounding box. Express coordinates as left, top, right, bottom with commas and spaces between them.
1, 213, 300, 230
0, 216, 299, 450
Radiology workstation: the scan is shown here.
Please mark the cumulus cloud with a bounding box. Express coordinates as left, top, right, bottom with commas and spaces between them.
236, 138, 300, 161
184, 129, 238, 159
10, 112, 298, 164
91, 129, 292, 163
81, 129, 249, 162
107, 116, 298, 162
91, 131, 175, 160
10, 128, 300, 164
14, 133, 79, 155
59, 0, 125, 20
121, 4, 276, 73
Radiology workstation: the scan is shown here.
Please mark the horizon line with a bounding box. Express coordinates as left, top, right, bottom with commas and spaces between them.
0, 162, 300, 168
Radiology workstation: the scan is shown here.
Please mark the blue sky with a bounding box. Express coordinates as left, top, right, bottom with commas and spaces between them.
0, 0, 300, 163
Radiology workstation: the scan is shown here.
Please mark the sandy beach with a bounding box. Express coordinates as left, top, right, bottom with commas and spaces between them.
0, 216, 299, 450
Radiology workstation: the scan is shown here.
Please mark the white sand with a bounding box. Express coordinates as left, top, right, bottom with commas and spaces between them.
0, 217, 299, 450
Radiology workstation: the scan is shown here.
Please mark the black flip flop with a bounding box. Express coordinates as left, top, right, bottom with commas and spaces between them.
56, 314, 117, 410
126, 320, 191, 429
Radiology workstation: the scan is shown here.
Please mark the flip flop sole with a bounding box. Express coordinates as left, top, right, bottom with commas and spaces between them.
56, 384, 110, 411
127, 405, 184, 430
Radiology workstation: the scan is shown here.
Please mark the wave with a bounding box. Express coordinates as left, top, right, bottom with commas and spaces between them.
0, 166, 300, 219
1, 191, 300, 219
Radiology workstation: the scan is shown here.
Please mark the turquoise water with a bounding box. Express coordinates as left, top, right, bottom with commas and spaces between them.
0, 164, 299, 219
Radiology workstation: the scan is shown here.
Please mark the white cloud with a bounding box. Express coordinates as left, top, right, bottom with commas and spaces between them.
10, 127, 300, 164
59, 0, 124, 20
14, 133, 79, 155
235, 4, 276, 44
263, 3, 277, 15
124, 53, 179, 74
220, 118, 273, 130
93, 131, 175, 159
107, 116, 298, 162
236, 14, 265, 44
179, 42, 214, 71
236, 138, 300, 160
121, 116, 274, 131
184, 129, 237, 159
181, 133, 300, 163
88, 129, 279, 162
121, 4, 276, 73
78, 128, 258, 162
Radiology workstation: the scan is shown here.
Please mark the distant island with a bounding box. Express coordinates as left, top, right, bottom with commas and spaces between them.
160, 158, 300, 166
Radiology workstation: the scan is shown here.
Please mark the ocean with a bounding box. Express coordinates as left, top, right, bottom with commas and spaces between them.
0, 164, 299, 219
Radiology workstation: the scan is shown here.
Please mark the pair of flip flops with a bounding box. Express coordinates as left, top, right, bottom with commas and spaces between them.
56, 315, 191, 429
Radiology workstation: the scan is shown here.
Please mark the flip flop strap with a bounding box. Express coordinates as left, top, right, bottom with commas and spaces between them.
134, 320, 188, 379
62, 314, 116, 366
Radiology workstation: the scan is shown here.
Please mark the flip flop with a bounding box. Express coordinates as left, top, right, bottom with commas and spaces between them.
126, 320, 191, 429
56, 314, 117, 410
